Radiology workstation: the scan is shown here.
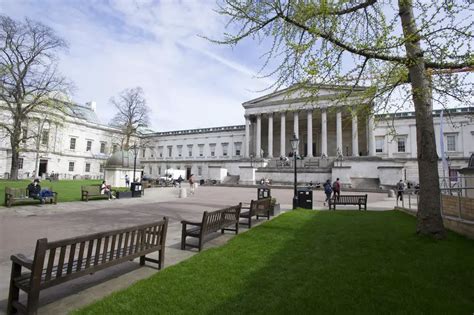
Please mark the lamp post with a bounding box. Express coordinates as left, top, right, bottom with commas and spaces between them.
290, 134, 299, 209
131, 141, 139, 182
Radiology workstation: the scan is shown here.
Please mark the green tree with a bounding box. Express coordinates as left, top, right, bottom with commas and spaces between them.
214, 0, 473, 238
0, 15, 70, 180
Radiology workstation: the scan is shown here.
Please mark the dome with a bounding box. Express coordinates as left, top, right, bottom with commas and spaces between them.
105, 150, 140, 168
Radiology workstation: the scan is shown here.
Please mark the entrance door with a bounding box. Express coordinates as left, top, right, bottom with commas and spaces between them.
186, 167, 192, 179
39, 159, 48, 177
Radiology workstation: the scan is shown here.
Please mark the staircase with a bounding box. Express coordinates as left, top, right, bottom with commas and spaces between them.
222, 175, 240, 185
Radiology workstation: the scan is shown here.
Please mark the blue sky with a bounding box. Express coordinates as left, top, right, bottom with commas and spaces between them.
0, 0, 273, 131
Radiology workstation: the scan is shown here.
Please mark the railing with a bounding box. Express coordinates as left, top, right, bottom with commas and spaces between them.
396, 186, 474, 223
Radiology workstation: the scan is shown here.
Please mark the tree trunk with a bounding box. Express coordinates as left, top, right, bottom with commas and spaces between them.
9, 125, 21, 180
398, 0, 445, 238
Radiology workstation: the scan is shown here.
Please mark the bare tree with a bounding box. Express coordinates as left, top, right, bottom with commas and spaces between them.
109, 87, 150, 150
0, 15, 71, 180
213, 0, 473, 238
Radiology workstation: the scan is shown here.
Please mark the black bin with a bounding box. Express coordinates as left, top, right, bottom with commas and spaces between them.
130, 182, 142, 197
200, 179, 205, 185
297, 187, 313, 209
257, 187, 271, 200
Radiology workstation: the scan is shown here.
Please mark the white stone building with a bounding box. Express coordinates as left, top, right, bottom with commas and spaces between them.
1, 85, 473, 188
0, 101, 125, 180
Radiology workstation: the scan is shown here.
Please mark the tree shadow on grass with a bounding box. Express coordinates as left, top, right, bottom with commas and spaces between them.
205, 210, 474, 314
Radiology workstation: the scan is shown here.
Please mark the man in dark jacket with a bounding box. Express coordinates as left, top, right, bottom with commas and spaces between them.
27, 179, 44, 203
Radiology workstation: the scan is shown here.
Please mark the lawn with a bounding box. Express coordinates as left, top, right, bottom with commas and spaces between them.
0, 179, 102, 205
75, 210, 474, 314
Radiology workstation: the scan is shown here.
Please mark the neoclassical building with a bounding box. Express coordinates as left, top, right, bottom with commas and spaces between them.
1, 85, 473, 188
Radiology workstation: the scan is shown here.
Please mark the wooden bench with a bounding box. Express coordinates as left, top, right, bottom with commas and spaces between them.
328, 194, 368, 210
181, 204, 241, 251
81, 185, 112, 201
240, 197, 272, 228
7, 218, 168, 315
4, 187, 58, 208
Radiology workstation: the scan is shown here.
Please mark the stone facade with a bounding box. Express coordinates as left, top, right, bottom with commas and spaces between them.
1, 85, 473, 187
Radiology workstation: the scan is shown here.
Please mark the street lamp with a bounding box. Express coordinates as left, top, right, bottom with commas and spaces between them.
131, 142, 139, 182
290, 134, 299, 209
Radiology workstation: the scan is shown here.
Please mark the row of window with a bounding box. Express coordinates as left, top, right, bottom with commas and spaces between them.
375, 134, 457, 153
69, 137, 119, 154
16, 158, 104, 173
148, 142, 242, 159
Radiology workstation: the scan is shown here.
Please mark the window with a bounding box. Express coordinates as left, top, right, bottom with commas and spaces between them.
222, 143, 229, 156
210, 144, 216, 157
99, 164, 104, 173
142, 148, 146, 158
112, 144, 118, 153
449, 168, 458, 182
188, 145, 193, 157
177, 145, 183, 157
18, 158, 24, 169
446, 134, 456, 152
158, 167, 161, 175
168, 146, 172, 157
198, 144, 204, 157
198, 166, 202, 176
234, 142, 242, 156
86, 140, 92, 151
397, 137, 406, 153
100, 142, 106, 154
158, 146, 163, 158
70, 138, 76, 150
41, 130, 49, 145
375, 137, 384, 153
85, 163, 91, 173
22, 128, 27, 143
149, 166, 152, 174
68, 162, 75, 172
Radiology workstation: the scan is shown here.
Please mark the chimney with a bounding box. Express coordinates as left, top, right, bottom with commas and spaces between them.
86, 101, 97, 111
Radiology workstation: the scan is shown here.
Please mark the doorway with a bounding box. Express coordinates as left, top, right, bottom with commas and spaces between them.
39, 159, 48, 177
186, 167, 192, 179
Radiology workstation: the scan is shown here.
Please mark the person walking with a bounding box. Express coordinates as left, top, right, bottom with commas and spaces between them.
125, 174, 130, 187
189, 174, 195, 195
332, 178, 341, 200
396, 180, 405, 202
323, 179, 332, 206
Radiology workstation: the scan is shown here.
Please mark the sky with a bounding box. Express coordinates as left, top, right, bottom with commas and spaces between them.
0, 0, 273, 131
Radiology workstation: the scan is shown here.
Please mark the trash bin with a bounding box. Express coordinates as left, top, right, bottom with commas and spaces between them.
130, 182, 142, 197
297, 187, 313, 209
200, 179, 205, 186
257, 187, 271, 199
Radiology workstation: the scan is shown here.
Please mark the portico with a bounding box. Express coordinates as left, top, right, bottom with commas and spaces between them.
243, 85, 376, 159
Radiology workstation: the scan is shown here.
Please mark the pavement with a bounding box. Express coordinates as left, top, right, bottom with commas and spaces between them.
0, 186, 397, 314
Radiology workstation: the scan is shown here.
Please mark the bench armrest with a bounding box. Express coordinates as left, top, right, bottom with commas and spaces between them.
11, 254, 33, 269
181, 220, 202, 227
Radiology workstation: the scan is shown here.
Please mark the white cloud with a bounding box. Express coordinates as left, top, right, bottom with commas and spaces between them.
0, 0, 272, 131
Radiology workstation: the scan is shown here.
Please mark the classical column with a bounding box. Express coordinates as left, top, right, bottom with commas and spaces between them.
293, 111, 299, 154
368, 114, 376, 156
307, 109, 313, 157
280, 112, 286, 157
245, 115, 250, 158
321, 109, 327, 157
352, 109, 359, 156
256, 114, 262, 158
267, 113, 273, 158
336, 110, 342, 156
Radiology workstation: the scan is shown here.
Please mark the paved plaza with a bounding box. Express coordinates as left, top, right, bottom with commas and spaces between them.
0, 186, 396, 314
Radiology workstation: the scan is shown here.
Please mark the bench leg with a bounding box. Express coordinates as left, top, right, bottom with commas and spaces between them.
198, 237, 203, 252
7, 262, 21, 315
158, 248, 164, 270
235, 222, 239, 235
181, 225, 186, 250
248, 217, 252, 229
26, 287, 41, 315
140, 255, 145, 266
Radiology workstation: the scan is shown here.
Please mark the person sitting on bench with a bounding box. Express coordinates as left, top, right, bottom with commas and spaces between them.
27, 179, 45, 203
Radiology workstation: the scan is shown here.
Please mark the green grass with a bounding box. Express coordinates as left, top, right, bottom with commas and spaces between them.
0, 179, 102, 205
75, 210, 474, 314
